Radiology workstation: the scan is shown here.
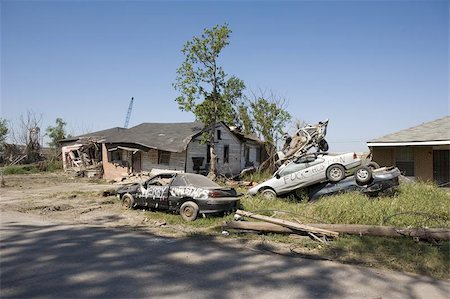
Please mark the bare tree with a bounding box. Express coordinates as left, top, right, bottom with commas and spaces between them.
10, 111, 43, 163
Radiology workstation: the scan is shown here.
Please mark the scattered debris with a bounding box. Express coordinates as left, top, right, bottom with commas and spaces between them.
80, 206, 102, 214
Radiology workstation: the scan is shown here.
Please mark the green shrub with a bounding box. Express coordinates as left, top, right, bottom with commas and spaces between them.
2, 164, 39, 175
2, 160, 63, 175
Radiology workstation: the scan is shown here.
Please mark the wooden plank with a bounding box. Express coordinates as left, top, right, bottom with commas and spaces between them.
235, 210, 339, 237
223, 221, 450, 241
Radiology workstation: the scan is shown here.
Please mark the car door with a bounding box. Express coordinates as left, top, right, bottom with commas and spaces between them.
140, 175, 172, 210
276, 156, 313, 193
277, 156, 326, 193
303, 157, 326, 185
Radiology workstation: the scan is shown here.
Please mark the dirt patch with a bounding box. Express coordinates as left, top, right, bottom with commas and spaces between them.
0, 172, 187, 237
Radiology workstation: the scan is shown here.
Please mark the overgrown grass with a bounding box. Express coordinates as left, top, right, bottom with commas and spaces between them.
2, 161, 63, 175
323, 236, 449, 280
241, 181, 450, 228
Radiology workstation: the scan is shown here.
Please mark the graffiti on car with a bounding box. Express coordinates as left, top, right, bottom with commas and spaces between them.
139, 185, 169, 199
282, 156, 348, 185
170, 186, 209, 199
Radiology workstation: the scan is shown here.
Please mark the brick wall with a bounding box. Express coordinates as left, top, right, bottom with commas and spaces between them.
101, 144, 129, 180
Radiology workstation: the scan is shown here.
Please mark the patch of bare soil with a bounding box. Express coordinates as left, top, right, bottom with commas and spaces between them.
0, 172, 185, 236
0, 172, 298, 255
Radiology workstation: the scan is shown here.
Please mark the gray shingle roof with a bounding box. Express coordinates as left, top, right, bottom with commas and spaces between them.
60, 127, 127, 143
368, 116, 450, 144
104, 122, 204, 152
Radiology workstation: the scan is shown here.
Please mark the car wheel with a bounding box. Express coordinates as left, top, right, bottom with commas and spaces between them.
365, 161, 380, 171
260, 188, 277, 200
318, 139, 329, 152
326, 164, 346, 182
355, 165, 373, 185
122, 194, 135, 209
180, 201, 199, 222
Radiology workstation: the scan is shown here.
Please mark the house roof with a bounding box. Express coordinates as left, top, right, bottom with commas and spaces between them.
104, 122, 204, 152
61, 121, 263, 152
367, 116, 450, 147
60, 127, 127, 143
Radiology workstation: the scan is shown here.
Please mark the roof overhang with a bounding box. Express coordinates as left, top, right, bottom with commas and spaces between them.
367, 140, 450, 147
107, 146, 143, 154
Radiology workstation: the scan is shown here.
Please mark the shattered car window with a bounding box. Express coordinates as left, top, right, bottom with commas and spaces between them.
171, 175, 186, 187
184, 173, 221, 188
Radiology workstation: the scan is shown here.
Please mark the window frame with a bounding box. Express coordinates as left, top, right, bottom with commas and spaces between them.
158, 150, 171, 165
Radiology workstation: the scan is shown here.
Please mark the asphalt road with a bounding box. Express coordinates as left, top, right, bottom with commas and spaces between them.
1, 211, 449, 299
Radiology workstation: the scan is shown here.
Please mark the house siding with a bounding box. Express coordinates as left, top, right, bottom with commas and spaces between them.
371, 147, 394, 167
414, 147, 433, 181
186, 124, 244, 176
216, 127, 241, 175
371, 146, 435, 182
240, 142, 260, 170
141, 149, 186, 172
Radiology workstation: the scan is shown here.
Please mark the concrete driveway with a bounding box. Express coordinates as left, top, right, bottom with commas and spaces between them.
1, 211, 449, 299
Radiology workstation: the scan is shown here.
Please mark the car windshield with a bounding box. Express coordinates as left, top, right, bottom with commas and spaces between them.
183, 173, 221, 188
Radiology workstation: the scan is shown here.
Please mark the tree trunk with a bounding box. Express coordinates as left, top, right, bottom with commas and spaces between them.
235, 210, 338, 237
223, 221, 450, 241
208, 144, 218, 179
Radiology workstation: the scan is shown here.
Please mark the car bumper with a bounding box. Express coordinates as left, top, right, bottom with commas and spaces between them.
197, 198, 240, 214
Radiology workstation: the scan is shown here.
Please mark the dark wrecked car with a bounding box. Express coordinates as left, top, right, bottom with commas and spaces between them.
308, 166, 401, 200
116, 172, 241, 221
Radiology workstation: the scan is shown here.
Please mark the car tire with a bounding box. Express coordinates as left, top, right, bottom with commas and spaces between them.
318, 139, 329, 152
365, 161, 380, 171
355, 165, 373, 185
122, 194, 135, 209
260, 188, 277, 200
180, 201, 199, 222
326, 164, 346, 182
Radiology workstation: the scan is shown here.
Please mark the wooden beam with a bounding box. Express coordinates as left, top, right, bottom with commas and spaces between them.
235, 210, 339, 237
223, 221, 450, 241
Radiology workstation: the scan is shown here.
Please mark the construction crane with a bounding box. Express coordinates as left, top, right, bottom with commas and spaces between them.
124, 97, 134, 128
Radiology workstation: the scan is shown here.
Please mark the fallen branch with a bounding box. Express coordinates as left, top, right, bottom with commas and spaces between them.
235, 210, 339, 238
223, 221, 450, 241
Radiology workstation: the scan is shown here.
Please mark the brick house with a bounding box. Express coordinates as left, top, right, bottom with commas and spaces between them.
367, 116, 450, 186
61, 122, 264, 180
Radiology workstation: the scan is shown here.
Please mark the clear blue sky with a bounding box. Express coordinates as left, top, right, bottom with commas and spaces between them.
1, 0, 449, 152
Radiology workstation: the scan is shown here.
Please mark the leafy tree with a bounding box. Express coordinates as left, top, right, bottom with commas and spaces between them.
0, 118, 8, 147
173, 24, 245, 177
46, 118, 67, 148
244, 90, 291, 171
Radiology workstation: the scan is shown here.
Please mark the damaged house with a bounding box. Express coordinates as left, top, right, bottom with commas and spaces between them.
60, 122, 263, 180
60, 127, 127, 177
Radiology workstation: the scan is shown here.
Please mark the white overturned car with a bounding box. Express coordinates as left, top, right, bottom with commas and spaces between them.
248, 152, 362, 199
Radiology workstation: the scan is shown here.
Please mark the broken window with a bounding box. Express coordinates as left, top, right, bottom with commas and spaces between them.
158, 150, 171, 165
217, 129, 222, 140
224, 145, 229, 163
